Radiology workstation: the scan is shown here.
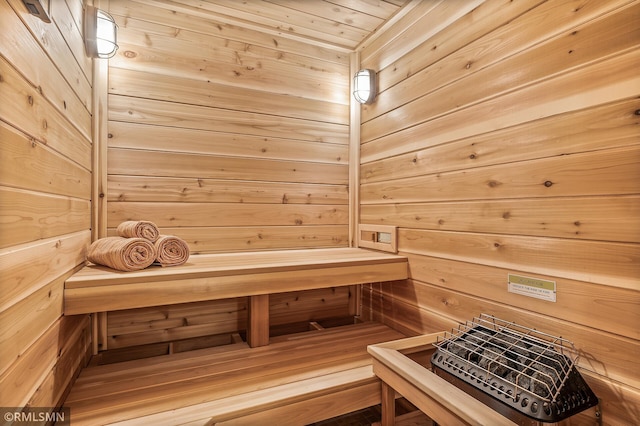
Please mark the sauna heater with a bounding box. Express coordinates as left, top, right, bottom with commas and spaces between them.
431, 314, 599, 425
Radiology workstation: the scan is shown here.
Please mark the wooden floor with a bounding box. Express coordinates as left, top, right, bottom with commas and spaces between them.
309, 402, 433, 426
64, 321, 406, 425
308, 405, 382, 426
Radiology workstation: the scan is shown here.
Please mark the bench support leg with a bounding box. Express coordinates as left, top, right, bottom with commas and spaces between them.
91, 312, 108, 355
381, 381, 396, 426
348, 284, 361, 317
248, 294, 269, 347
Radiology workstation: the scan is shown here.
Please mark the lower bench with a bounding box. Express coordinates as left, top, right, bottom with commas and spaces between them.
63, 321, 405, 425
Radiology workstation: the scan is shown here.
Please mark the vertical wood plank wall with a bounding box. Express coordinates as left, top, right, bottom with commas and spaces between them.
358, 1, 640, 424
0, 0, 92, 410
98, 1, 354, 351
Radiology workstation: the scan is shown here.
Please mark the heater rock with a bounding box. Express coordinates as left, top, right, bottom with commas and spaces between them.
447, 340, 481, 362
529, 363, 558, 398
478, 346, 513, 378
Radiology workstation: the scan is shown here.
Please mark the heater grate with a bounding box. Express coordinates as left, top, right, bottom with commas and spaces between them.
431, 314, 598, 423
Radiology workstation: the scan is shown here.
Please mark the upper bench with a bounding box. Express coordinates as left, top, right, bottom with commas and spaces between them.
64, 247, 408, 315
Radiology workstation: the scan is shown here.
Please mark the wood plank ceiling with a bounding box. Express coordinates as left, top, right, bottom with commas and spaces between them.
140, 0, 412, 51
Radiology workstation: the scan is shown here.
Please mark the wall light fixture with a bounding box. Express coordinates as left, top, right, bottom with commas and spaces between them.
352, 69, 377, 104
84, 5, 118, 59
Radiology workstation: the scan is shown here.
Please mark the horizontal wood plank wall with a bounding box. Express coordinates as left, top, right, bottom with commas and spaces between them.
100, 1, 353, 352
358, 1, 640, 425
106, 0, 350, 253
0, 0, 92, 411
101, 287, 351, 351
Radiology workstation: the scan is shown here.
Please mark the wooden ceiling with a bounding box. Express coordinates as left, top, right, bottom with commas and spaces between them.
144, 0, 413, 51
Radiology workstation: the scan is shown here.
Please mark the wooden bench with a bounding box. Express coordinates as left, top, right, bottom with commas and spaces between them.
64, 321, 406, 425
64, 247, 408, 349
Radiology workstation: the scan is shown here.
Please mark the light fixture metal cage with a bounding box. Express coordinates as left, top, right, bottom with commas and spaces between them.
353, 69, 377, 104
84, 5, 118, 59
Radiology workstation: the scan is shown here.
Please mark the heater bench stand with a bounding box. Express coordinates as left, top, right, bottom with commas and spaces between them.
368, 335, 519, 426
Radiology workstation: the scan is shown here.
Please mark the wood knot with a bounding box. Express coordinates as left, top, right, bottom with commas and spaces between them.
544, 180, 553, 187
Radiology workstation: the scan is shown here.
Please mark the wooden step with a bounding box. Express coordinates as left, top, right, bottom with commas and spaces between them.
64, 322, 405, 425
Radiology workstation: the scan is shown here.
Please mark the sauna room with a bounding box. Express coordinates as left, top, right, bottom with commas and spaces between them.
1, 0, 638, 424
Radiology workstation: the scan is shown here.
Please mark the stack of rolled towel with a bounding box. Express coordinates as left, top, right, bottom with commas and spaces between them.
87, 220, 190, 272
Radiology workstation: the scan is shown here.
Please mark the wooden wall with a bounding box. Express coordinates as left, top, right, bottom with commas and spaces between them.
104, 0, 351, 253
358, 0, 640, 424
3, 0, 637, 422
0, 0, 92, 412
95, 0, 354, 353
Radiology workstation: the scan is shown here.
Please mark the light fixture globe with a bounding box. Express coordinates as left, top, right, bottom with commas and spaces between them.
353, 69, 377, 104
84, 6, 118, 59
